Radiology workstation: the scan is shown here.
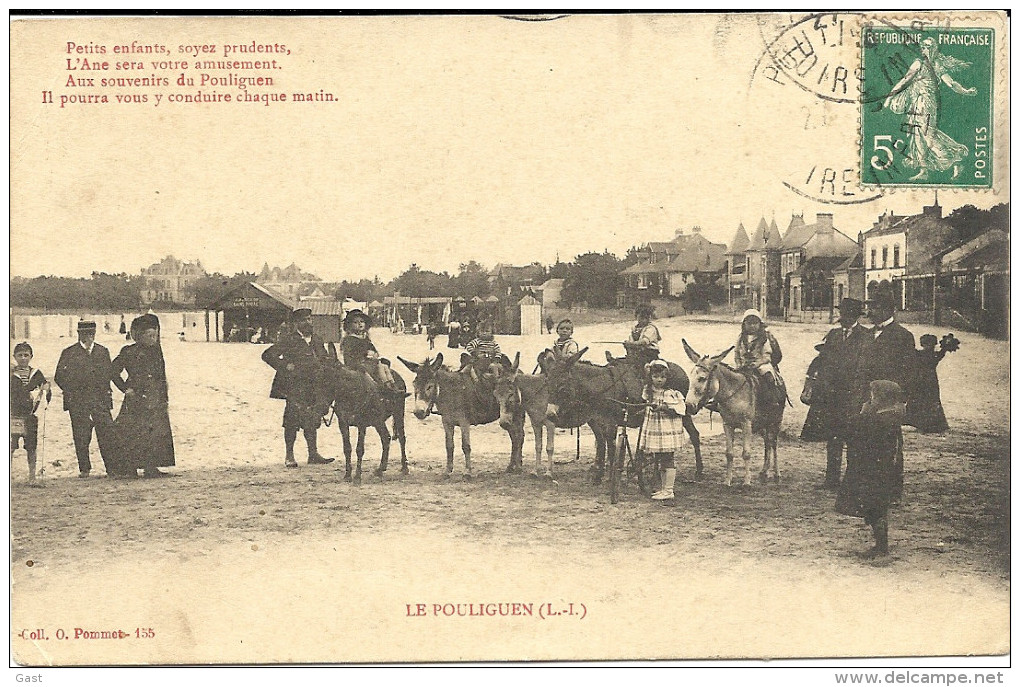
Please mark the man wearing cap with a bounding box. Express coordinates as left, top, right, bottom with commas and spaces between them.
54, 319, 117, 478
855, 289, 917, 498
814, 298, 871, 489
262, 308, 335, 468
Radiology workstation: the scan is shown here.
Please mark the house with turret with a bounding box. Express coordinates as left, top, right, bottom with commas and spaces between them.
744, 217, 784, 318
140, 255, 206, 306
725, 222, 751, 308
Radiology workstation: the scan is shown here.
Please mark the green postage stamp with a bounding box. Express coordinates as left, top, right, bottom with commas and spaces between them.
860, 26, 994, 188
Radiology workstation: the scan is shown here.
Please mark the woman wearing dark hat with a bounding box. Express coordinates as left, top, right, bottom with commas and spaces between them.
111, 314, 175, 478
341, 309, 399, 394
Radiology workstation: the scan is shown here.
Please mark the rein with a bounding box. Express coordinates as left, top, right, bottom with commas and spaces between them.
700, 363, 749, 405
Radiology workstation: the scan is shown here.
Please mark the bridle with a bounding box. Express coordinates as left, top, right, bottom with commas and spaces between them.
694, 360, 748, 408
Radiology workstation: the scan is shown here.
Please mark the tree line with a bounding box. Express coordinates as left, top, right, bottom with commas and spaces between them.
11, 203, 1006, 312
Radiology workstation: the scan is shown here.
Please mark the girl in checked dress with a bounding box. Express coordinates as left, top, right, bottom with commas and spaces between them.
640, 360, 686, 501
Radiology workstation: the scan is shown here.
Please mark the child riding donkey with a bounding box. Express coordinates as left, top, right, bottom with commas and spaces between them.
734, 308, 786, 409
340, 309, 405, 399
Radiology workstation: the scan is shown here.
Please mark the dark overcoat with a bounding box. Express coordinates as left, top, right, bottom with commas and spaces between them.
54, 342, 114, 412
854, 321, 917, 409
805, 323, 871, 440
261, 331, 329, 400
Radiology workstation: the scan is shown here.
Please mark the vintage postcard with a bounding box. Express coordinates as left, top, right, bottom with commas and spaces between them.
8, 12, 1010, 670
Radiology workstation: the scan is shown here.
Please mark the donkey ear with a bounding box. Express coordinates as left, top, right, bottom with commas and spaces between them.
566, 347, 588, 367
433, 352, 444, 369
397, 356, 420, 373
711, 346, 735, 364
327, 342, 339, 360
511, 351, 521, 373
682, 339, 701, 364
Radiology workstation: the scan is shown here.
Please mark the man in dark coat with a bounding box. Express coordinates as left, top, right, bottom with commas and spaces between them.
812, 298, 871, 489
855, 290, 917, 498
54, 319, 118, 478
262, 308, 334, 468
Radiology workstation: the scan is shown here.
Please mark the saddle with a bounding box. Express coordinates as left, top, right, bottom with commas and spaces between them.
744, 370, 788, 432
606, 352, 686, 393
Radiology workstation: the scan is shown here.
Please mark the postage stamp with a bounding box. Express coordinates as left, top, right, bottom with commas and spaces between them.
860, 25, 995, 188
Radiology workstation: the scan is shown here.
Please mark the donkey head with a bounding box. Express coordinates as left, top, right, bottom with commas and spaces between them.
399, 353, 443, 420
682, 339, 733, 410
545, 346, 588, 420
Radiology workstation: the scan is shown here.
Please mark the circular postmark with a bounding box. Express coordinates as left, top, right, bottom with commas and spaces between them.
745, 13, 958, 203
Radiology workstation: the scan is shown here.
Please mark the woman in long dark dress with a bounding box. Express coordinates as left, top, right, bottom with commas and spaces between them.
799, 339, 831, 442
907, 334, 951, 434
111, 314, 175, 478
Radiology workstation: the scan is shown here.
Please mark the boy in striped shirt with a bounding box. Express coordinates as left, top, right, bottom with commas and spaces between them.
463, 320, 502, 382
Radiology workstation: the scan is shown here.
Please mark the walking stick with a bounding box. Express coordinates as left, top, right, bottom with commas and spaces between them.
35, 395, 49, 481
576, 425, 580, 461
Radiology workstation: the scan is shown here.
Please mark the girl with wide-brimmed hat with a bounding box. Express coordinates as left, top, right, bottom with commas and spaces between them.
341, 309, 400, 395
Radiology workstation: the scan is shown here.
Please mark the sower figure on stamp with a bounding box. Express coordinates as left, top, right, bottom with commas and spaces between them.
262, 307, 335, 468
804, 298, 870, 490
855, 290, 917, 501
54, 319, 118, 478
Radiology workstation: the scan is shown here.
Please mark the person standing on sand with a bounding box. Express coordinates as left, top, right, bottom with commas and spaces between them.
111, 314, 175, 479
855, 290, 917, 500
803, 298, 870, 490
836, 380, 905, 558
262, 308, 335, 469
54, 319, 118, 478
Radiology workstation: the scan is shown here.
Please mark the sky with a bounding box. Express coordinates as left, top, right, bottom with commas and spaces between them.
11, 13, 1008, 282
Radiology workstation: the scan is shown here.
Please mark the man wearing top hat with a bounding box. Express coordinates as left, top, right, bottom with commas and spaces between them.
54, 319, 118, 478
262, 307, 335, 468
813, 298, 872, 489
855, 288, 917, 499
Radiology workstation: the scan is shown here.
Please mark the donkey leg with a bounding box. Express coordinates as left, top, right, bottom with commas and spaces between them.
741, 420, 753, 486
461, 421, 473, 478
443, 420, 456, 476
544, 420, 555, 478
588, 422, 605, 483
374, 423, 391, 478
341, 424, 353, 482
531, 417, 544, 477
723, 424, 736, 487
354, 426, 366, 486
683, 414, 703, 481
772, 430, 782, 482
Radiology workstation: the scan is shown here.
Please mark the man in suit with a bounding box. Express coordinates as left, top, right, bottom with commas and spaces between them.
855, 289, 917, 498
262, 308, 334, 468
816, 298, 872, 489
54, 319, 117, 478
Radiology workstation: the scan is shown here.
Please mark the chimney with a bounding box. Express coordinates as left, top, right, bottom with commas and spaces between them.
923, 193, 943, 218
816, 213, 834, 231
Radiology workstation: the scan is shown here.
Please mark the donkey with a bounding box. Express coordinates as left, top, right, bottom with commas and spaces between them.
398, 353, 525, 477
319, 344, 408, 485
682, 339, 784, 487
542, 348, 703, 486
493, 352, 609, 478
